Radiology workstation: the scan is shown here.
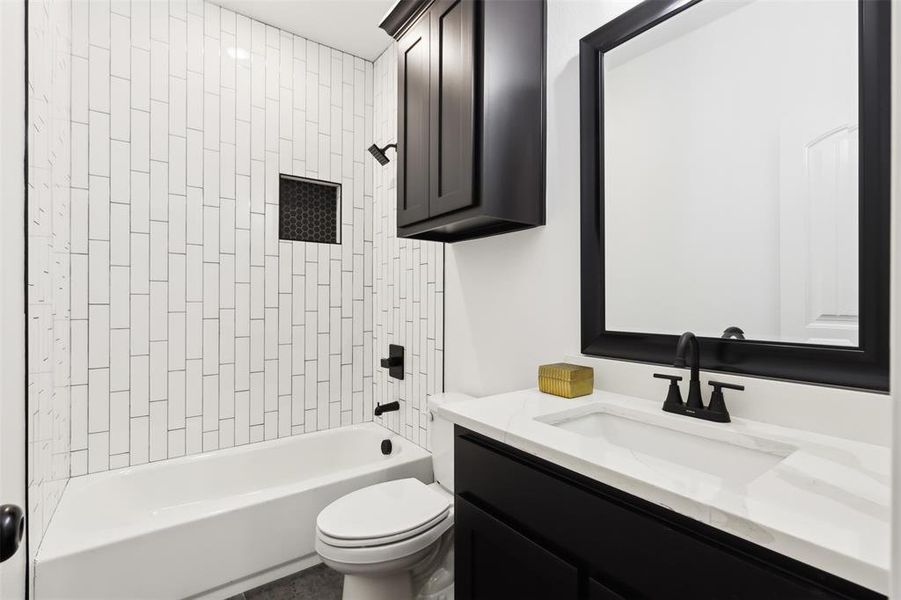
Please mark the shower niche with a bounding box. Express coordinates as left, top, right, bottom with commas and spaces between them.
381, 0, 547, 242
278, 174, 342, 245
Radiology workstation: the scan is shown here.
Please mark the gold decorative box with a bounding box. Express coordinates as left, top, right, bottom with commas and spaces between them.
538, 363, 594, 398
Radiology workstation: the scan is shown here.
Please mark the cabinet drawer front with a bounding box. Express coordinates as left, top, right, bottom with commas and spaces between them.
456, 496, 579, 600
456, 431, 872, 600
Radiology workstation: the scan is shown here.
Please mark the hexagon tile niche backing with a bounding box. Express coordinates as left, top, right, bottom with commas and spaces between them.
279, 174, 341, 244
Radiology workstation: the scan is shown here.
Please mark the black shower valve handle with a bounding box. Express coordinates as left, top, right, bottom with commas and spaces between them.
380, 344, 404, 380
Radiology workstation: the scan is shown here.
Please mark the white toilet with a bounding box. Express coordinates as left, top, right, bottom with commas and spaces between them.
315, 394, 466, 600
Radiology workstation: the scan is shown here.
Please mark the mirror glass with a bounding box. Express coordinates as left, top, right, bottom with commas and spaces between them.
603, 0, 859, 346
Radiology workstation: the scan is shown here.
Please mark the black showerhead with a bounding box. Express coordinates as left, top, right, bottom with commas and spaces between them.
367, 143, 397, 166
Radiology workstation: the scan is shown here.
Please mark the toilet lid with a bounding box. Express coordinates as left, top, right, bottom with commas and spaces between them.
317, 479, 451, 543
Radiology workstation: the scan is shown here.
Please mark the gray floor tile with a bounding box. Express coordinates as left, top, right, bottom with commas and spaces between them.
242, 564, 343, 600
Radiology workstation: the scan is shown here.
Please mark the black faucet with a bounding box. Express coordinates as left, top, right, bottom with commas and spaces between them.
374, 401, 400, 417
654, 331, 744, 423
673, 332, 703, 409
721, 326, 745, 340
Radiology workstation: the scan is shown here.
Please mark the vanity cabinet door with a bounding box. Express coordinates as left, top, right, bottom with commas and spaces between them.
455, 496, 579, 600
428, 0, 476, 218
588, 577, 626, 600
397, 15, 431, 227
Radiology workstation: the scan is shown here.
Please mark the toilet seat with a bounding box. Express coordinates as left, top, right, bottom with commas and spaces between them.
317, 478, 451, 545
316, 511, 454, 567
315, 479, 454, 567
318, 509, 450, 548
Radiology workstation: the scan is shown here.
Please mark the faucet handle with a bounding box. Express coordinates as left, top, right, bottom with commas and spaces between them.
709, 380, 744, 392
653, 373, 683, 408
653, 373, 683, 382
706, 380, 744, 422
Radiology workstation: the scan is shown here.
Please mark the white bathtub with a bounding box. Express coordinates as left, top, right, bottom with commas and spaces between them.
35, 423, 432, 600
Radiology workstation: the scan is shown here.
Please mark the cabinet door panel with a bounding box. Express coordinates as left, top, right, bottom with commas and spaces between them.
456, 497, 578, 600
397, 16, 431, 226
589, 577, 626, 600
429, 0, 475, 217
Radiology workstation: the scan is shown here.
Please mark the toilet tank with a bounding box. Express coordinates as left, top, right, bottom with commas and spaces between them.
428, 393, 473, 494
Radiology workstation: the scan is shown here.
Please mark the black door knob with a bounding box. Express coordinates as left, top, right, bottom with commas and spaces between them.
0, 504, 25, 563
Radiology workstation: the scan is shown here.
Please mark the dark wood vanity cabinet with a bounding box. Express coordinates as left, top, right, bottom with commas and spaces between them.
454, 427, 885, 600
456, 497, 580, 598
381, 0, 545, 242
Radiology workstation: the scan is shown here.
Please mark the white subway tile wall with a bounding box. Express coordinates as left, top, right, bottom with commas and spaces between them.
67, 0, 369, 473
372, 45, 444, 448
26, 2, 443, 550
27, 0, 73, 548
50, 0, 444, 480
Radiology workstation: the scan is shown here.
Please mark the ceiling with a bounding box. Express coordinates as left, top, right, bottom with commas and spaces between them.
216, 0, 396, 61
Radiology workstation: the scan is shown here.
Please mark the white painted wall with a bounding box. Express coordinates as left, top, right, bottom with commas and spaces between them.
445, 0, 891, 447
563, 353, 891, 446
446, 0, 640, 399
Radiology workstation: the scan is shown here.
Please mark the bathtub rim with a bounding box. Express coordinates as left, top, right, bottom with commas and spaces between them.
37, 423, 430, 563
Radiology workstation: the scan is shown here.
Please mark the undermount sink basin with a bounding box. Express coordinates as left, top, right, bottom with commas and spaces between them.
536, 406, 796, 485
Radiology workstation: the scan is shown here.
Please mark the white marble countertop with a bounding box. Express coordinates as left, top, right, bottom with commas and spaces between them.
439, 389, 891, 594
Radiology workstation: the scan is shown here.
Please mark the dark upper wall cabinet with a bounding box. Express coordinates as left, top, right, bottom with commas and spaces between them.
381, 0, 546, 243
397, 15, 431, 226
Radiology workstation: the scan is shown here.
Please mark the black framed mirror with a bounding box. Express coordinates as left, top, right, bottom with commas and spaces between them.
580, 0, 890, 391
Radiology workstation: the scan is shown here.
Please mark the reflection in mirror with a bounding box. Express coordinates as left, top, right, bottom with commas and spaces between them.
603, 0, 859, 346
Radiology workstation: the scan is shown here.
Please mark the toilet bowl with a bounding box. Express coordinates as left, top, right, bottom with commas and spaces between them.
315, 479, 454, 600
315, 393, 469, 600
